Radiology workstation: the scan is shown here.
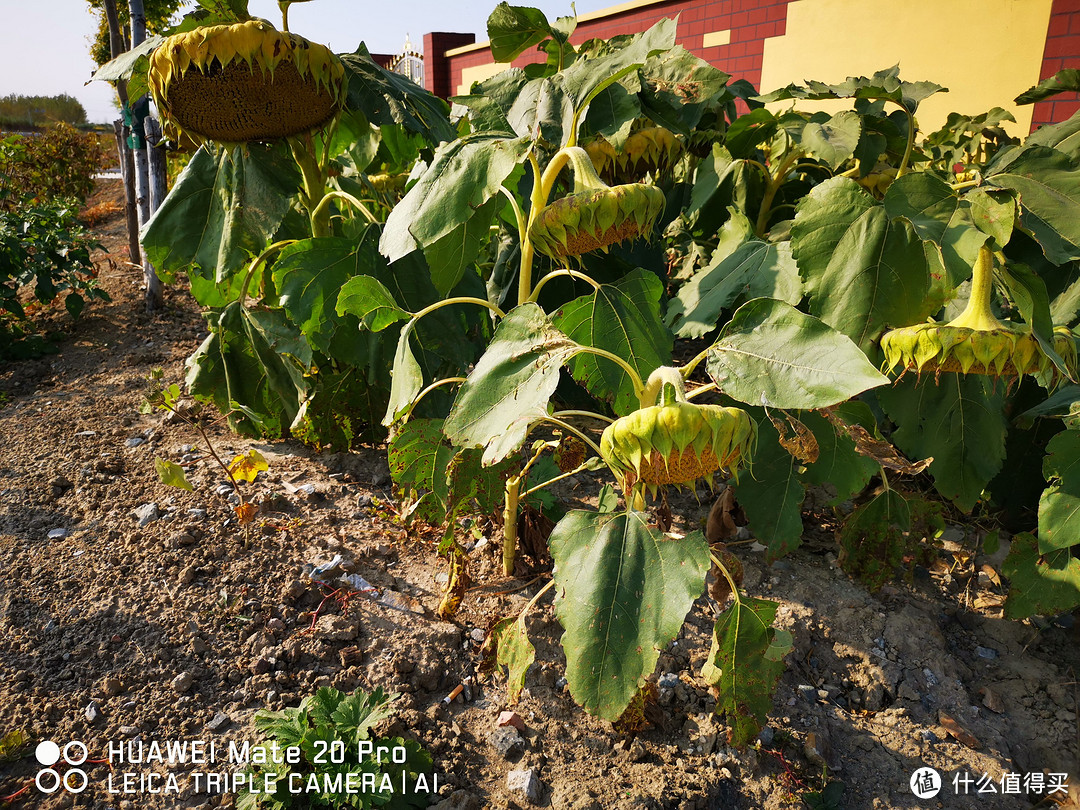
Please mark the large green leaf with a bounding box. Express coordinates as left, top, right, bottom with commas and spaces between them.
487, 2, 559, 63
507, 76, 574, 145
273, 236, 376, 362
186, 303, 310, 437
637, 46, 732, 133
1038, 428, 1080, 554
549, 511, 710, 720
380, 135, 531, 262
666, 239, 802, 338
706, 298, 889, 409
388, 418, 453, 523
552, 269, 672, 416
142, 143, 300, 283
879, 375, 1008, 512
1003, 532, 1080, 618
883, 173, 989, 287
443, 303, 576, 464
732, 420, 804, 559
1015, 69, 1080, 105
701, 596, 791, 747
335, 276, 410, 333
792, 177, 931, 353
799, 110, 862, 170
559, 18, 676, 112
383, 324, 425, 426
423, 196, 502, 296
986, 147, 1080, 264
340, 47, 455, 145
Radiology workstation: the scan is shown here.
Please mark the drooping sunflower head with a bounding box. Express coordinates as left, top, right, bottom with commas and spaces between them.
880, 322, 1076, 383
879, 246, 1077, 387
148, 19, 345, 144
584, 126, 683, 183
529, 183, 666, 259
600, 370, 755, 496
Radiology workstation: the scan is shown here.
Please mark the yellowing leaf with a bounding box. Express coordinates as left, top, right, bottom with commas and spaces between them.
155, 458, 193, 491
234, 502, 258, 524
228, 449, 268, 483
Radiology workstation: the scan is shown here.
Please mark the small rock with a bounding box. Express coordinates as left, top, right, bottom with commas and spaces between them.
119, 725, 140, 737
132, 503, 160, 527
84, 701, 102, 723
250, 656, 273, 675
627, 739, 647, 763
657, 672, 679, 690
205, 712, 231, 732
171, 672, 194, 693
179, 565, 197, 584
125, 437, 147, 448
47, 528, 68, 540
102, 677, 124, 697
979, 686, 1005, 714
187, 508, 207, 520
920, 730, 939, 744
797, 684, 817, 701
506, 768, 542, 804
469, 628, 485, 643
75, 430, 97, 438
757, 726, 775, 746
215, 484, 233, 496
192, 637, 208, 655
975, 646, 998, 660
489, 727, 525, 760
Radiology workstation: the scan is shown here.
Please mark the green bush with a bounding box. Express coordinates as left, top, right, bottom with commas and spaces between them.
0, 195, 109, 359
0, 124, 106, 205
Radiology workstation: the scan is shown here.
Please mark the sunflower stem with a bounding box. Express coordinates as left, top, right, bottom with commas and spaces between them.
527, 268, 601, 302
946, 244, 1001, 332
502, 473, 523, 576
239, 239, 298, 304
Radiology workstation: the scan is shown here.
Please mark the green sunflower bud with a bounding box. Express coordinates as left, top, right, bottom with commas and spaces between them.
148, 19, 345, 144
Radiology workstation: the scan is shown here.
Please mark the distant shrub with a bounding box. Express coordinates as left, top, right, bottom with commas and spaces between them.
0, 124, 107, 205
0, 195, 109, 359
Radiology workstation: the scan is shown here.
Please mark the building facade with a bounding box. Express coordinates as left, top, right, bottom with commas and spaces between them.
424, 0, 1080, 134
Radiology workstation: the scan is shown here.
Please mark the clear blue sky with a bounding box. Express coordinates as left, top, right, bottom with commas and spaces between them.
0, 1, 613, 125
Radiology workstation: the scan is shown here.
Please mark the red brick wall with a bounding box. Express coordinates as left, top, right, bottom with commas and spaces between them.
438, 0, 795, 99
1031, 0, 1080, 129
434, 0, 1078, 132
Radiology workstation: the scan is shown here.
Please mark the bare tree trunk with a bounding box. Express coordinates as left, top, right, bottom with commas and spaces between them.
145, 118, 168, 213
127, 0, 163, 311
102, 0, 142, 268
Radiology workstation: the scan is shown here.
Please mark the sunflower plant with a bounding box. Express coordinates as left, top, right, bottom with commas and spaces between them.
99, 0, 1080, 744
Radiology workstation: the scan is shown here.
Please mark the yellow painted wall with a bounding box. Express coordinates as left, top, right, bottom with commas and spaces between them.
759, 0, 1053, 135
457, 62, 504, 96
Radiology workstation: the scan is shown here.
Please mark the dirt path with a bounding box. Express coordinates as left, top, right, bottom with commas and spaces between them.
1, 180, 1078, 810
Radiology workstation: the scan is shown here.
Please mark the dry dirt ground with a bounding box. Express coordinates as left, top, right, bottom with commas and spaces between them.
1, 179, 1079, 810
